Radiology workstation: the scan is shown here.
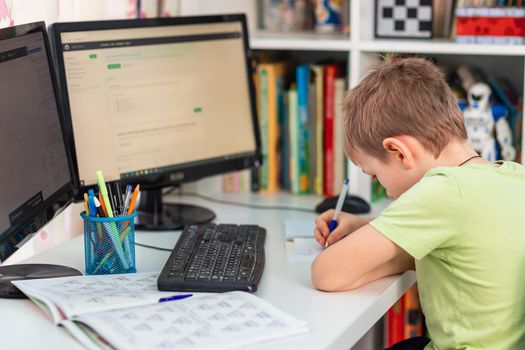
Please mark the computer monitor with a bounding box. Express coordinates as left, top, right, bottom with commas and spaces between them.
0, 22, 74, 263
51, 15, 261, 230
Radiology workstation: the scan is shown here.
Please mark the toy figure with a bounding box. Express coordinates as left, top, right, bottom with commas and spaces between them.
459, 82, 516, 161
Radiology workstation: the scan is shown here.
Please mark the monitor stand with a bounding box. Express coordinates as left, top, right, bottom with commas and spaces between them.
134, 188, 216, 231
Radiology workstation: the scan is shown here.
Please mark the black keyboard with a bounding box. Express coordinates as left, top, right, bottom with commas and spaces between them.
157, 224, 266, 293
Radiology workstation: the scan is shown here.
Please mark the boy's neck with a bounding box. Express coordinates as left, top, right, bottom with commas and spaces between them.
429, 141, 490, 169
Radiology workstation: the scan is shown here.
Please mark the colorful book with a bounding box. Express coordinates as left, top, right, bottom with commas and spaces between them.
323, 64, 337, 197
403, 285, 424, 339
334, 78, 346, 190
288, 87, 300, 194
296, 65, 311, 193
258, 63, 287, 193
385, 297, 405, 347
311, 64, 325, 196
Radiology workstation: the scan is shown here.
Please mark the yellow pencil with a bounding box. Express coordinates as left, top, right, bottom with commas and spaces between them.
83, 193, 90, 216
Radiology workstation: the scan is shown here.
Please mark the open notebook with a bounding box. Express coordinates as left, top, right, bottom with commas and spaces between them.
13, 272, 308, 350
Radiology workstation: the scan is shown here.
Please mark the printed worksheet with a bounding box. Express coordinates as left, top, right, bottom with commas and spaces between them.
66, 291, 308, 350
13, 272, 190, 323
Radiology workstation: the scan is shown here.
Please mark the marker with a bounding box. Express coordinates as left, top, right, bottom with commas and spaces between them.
87, 189, 97, 217
127, 184, 140, 215
159, 294, 193, 303
325, 178, 350, 248
96, 171, 114, 218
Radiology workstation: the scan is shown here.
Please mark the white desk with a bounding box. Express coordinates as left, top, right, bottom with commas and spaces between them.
0, 191, 415, 350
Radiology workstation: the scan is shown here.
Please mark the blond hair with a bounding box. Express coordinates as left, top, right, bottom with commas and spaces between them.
343, 57, 467, 160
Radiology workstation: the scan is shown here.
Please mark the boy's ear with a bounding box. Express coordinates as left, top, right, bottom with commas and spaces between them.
382, 137, 415, 169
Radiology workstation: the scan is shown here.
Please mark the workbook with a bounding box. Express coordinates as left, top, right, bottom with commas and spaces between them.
13, 272, 309, 350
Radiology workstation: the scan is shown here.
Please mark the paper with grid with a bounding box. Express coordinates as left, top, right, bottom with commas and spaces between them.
62, 291, 308, 350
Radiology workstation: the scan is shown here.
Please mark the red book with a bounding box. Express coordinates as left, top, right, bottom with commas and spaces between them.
323, 64, 337, 197
385, 297, 405, 347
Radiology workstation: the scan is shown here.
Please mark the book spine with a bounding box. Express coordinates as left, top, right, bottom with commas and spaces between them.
288, 88, 300, 194
403, 285, 423, 339
313, 65, 325, 196
323, 64, 337, 197
279, 76, 290, 191
296, 65, 310, 193
258, 66, 270, 192
333, 78, 346, 189
263, 64, 284, 193
385, 297, 405, 347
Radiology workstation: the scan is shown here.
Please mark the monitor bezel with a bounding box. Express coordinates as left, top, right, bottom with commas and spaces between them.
50, 14, 262, 195
0, 22, 75, 261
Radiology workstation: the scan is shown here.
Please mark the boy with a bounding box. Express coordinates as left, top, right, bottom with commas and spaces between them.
312, 58, 525, 350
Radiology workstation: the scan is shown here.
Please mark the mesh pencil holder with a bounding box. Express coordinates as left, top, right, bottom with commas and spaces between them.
81, 212, 137, 275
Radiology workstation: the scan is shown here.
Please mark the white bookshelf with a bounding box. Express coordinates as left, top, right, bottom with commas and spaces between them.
182, 0, 525, 202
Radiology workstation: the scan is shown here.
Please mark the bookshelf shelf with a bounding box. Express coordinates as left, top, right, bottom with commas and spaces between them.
359, 39, 525, 56
251, 31, 351, 51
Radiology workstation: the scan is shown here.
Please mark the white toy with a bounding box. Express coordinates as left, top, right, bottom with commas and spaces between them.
460, 82, 516, 161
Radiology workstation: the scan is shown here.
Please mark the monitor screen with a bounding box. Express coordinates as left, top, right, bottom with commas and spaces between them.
53, 15, 260, 188
0, 23, 73, 262
52, 15, 260, 230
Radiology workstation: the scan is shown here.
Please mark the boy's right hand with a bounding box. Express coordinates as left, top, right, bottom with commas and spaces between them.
314, 210, 366, 247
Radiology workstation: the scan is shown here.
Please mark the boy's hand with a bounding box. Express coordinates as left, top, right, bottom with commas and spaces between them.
314, 210, 364, 247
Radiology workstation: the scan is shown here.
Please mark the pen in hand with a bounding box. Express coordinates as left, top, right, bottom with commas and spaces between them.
325, 178, 350, 248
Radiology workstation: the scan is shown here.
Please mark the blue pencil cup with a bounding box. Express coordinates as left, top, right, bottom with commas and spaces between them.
81, 212, 137, 275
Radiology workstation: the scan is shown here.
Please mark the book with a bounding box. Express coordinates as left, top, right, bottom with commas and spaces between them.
323, 64, 337, 197
310, 64, 325, 196
296, 64, 311, 193
385, 297, 405, 347
288, 87, 300, 194
334, 78, 346, 190
13, 272, 309, 350
258, 62, 287, 193
403, 285, 423, 339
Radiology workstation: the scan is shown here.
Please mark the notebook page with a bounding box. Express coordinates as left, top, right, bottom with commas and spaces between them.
71, 291, 309, 350
285, 238, 323, 262
284, 219, 315, 241
12, 272, 188, 322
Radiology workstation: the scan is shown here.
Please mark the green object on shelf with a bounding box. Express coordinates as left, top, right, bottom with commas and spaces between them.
194, 107, 202, 113
107, 63, 121, 69
89, 54, 97, 59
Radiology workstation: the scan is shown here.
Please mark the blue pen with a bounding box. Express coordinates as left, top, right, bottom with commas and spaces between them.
325, 178, 350, 248
159, 293, 193, 303
87, 189, 97, 217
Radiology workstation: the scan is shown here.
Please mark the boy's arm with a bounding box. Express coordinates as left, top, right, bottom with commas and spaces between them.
311, 224, 414, 291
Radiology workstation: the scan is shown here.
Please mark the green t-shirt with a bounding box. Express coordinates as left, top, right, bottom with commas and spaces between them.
371, 161, 525, 350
